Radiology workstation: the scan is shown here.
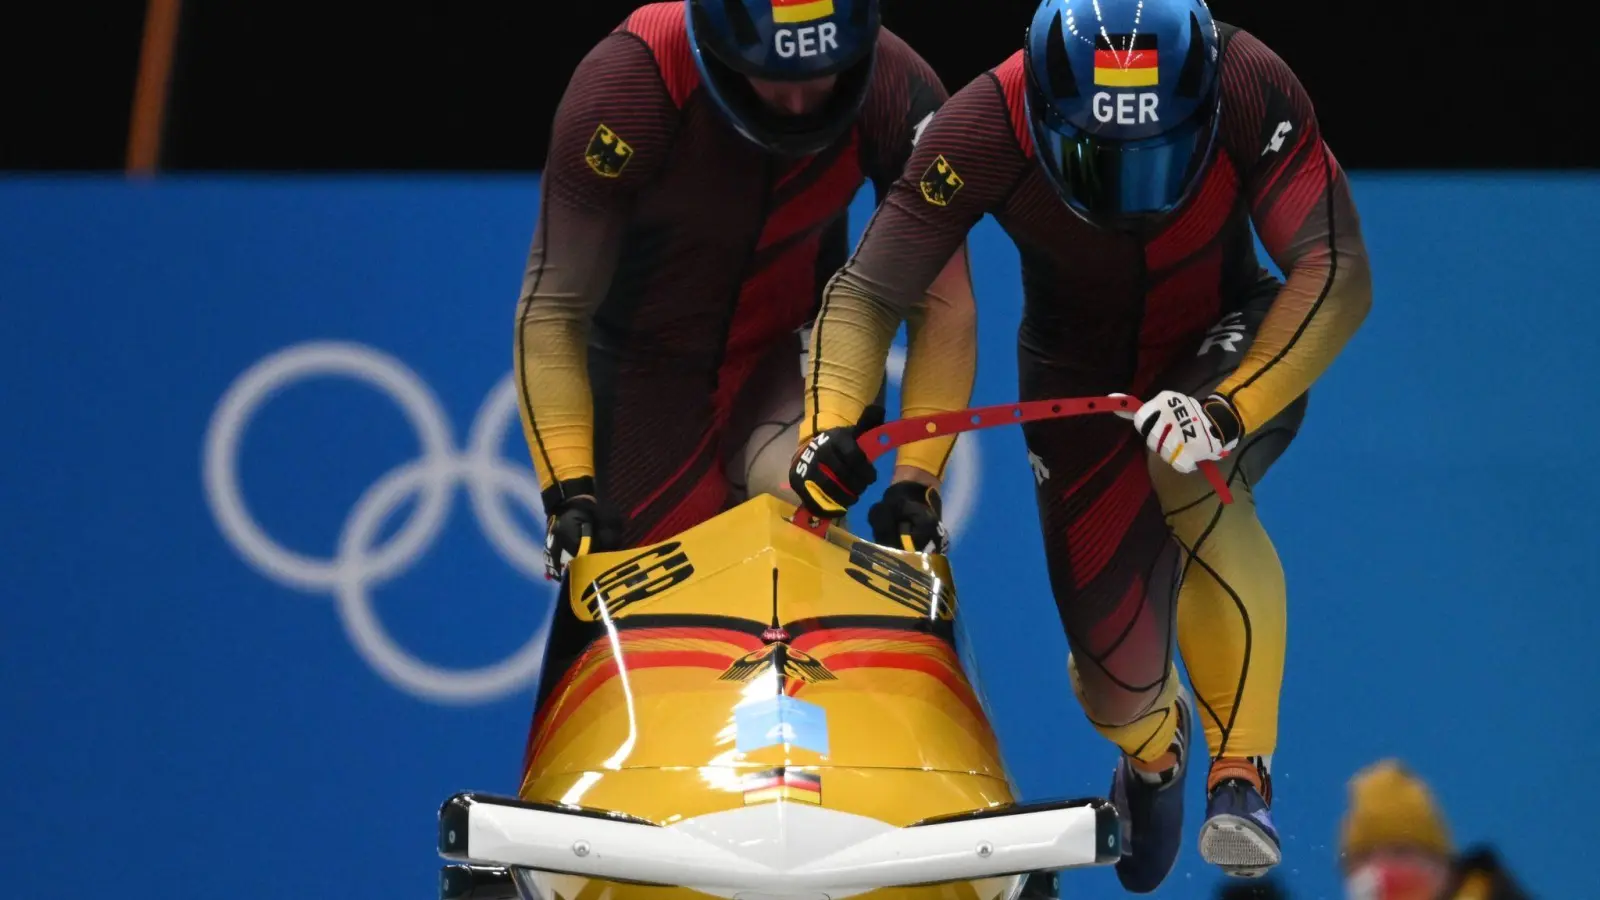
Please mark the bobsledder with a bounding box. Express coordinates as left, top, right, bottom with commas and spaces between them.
437, 395, 1231, 900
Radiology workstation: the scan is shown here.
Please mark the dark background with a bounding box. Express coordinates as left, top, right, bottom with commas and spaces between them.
7, 0, 1593, 172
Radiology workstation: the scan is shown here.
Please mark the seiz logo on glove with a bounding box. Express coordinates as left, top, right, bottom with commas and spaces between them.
789, 404, 885, 518
1117, 390, 1242, 474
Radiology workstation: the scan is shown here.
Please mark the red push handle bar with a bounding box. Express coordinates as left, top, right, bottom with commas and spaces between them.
857, 394, 1232, 502
790, 394, 1232, 536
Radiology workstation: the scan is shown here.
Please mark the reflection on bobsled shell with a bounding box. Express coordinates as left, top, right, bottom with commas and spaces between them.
438, 493, 1121, 900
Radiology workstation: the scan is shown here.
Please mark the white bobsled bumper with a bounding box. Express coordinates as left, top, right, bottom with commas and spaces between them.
439, 792, 1120, 898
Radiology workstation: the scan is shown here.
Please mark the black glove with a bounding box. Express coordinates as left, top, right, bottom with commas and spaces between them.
788, 404, 885, 518
543, 495, 626, 581
868, 481, 949, 555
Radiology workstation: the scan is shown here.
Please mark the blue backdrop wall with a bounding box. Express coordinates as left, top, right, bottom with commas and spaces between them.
3, 175, 1596, 899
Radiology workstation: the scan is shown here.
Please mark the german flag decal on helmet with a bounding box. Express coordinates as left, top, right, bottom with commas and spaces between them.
1092, 33, 1159, 88
771, 0, 834, 24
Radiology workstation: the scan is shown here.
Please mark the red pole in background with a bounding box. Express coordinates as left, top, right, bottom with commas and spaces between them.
126, 0, 184, 176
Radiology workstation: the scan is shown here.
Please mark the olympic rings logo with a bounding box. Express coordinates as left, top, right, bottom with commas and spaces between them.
202, 340, 979, 706
203, 341, 552, 705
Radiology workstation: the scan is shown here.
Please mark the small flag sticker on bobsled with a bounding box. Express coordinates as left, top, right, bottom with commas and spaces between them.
743, 767, 822, 805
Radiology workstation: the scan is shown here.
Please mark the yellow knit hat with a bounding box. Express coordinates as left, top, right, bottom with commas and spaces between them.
1339, 758, 1455, 865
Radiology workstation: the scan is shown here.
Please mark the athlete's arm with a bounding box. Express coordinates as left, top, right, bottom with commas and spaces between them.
515, 31, 678, 504
806, 73, 1026, 454
1212, 32, 1373, 434
859, 38, 978, 485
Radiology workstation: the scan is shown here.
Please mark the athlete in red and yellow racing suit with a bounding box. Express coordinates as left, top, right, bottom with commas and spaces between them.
789, 0, 1372, 891
518, 0, 976, 578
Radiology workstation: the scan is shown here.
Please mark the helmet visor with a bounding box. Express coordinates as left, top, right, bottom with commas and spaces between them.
1036, 109, 1214, 220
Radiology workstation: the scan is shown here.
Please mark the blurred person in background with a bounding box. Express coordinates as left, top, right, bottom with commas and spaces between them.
1341, 759, 1529, 900
518, 0, 977, 582
786, 0, 1372, 891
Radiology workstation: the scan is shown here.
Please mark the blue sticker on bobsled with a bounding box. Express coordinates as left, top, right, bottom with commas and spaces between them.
735, 694, 830, 755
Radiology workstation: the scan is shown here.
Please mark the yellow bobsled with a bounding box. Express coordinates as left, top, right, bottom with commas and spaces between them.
435, 397, 1217, 900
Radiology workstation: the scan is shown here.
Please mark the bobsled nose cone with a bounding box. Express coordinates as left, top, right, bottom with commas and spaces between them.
670, 798, 902, 877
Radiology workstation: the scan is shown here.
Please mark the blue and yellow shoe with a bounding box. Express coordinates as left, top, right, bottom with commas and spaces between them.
1108, 685, 1195, 894
1198, 757, 1281, 878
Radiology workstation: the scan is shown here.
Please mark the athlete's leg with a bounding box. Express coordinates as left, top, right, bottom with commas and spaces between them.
1020, 353, 1194, 894
724, 329, 806, 508
588, 346, 730, 548
1037, 430, 1186, 760
725, 324, 886, 522
1151, 432, 1298, 761
1148, 278, 1308, 875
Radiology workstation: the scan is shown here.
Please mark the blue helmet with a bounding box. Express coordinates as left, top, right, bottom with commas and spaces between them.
687, 0, 881, 157
1023, 0, 1222, 230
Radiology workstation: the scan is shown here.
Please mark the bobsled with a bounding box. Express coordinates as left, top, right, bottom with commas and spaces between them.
437, 396, 1231, 900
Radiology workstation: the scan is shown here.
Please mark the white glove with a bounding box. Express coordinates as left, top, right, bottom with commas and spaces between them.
1111, 391, 1240, 474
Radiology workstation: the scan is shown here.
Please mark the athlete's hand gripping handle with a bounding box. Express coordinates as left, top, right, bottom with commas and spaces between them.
868, 481, 949, 555
789, 405, 886, 519
1112, 390, 1241, 479
544, 496, 626, 581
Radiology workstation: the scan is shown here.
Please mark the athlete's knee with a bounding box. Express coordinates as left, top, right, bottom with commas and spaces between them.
738, 414, 802, 502
1083, 683, 1169, 729
1067, 647, 1177, 727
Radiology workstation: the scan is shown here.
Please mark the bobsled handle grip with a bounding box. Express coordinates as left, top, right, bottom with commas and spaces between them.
856, 395, 1232, 505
